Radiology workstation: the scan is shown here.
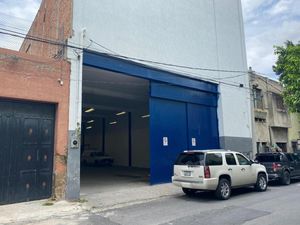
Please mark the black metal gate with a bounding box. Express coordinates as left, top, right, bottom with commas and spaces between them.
0, 99, 55, 205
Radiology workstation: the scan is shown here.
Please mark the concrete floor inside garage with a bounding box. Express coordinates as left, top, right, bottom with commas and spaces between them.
80, 66, 150, 196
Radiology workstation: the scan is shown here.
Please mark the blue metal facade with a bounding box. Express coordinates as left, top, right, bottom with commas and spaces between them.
83, 50, 219, 184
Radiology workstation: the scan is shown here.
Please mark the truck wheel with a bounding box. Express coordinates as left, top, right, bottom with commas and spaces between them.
215, 178, 231, 200
182, 188, 197, 196
255, 173, 267, 192
280, 171, 291, 185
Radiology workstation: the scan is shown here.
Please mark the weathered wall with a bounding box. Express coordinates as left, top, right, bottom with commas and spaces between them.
250, 73, 292, 152
288, 113, 300, 151
19, 0, 73, 58
0, 48, 70, 199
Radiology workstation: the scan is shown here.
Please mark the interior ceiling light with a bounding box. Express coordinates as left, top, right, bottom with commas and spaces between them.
86, 126, 92, 130
109, 121, 117, 125
85, 108, 95, 113
116, 111, 126, 116
141, 114, 150, 118
87, 120, 94, 124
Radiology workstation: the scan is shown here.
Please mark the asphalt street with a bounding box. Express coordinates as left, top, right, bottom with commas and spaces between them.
10, 180, 300, 225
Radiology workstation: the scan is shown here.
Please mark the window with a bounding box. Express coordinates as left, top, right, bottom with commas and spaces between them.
256, 142, 260, 153
253, 88, 263, 109
274, 94, 285, 110
256, 154, 281, 162
255, 118, 266, 123
262, 142, 268, 152
236, 154, 251, 165
225, 153, 237, 165
276, 142, 287, 152
292, 141, 297, 152
205, 153, 223, 166
175, 152, 205, 166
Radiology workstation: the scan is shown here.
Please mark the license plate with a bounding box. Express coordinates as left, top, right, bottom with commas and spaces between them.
183, 171, 192, 177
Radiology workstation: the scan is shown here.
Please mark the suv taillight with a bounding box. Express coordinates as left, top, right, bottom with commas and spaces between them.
272, 163, 282, 172
204, 166, 211, 178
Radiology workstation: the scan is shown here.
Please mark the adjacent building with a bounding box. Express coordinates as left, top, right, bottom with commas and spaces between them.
249, 70, 300, 153
1, 0, 253, 204
289, 113, 300, 152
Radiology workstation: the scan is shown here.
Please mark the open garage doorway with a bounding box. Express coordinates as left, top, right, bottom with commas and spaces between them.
80, 66, 150, 195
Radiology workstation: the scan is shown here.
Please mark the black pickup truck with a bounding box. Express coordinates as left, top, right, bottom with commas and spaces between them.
255, 152, 300, 185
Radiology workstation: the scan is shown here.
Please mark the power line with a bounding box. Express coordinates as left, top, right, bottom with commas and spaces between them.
0, 27, 82, 50
1, 26, 250, 75
0, 28, 252, 91
89, 39, 249, 74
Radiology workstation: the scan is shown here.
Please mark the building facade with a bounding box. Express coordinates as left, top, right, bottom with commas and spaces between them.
288, 113, 300, 152
11, 0, 252, 202
250, 71, 294, 153
0, 48, 70, 204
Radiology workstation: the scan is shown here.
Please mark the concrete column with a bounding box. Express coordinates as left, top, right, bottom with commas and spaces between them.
65, 29, 85, 200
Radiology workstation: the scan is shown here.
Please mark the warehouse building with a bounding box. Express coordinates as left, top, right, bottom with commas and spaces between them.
1, 0, 252, 203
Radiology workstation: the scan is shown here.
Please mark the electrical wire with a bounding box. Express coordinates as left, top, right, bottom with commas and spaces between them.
89, 39, 249, 74
0, 27, 251, 75
0, 27, 268, 93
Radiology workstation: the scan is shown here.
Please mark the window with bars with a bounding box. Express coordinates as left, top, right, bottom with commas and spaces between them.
253, 88, 263, 109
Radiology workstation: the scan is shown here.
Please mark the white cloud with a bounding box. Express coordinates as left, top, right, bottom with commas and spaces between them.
267, 0, 292, 16
242, 0, 300, 78
0, 0, 41, 50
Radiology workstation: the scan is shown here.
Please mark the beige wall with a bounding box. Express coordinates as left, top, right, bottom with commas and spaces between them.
288, 113, 300, 151
250, 73, 291, 152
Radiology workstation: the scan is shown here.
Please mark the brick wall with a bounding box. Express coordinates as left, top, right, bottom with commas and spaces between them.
20, 0, 73, 59
0, 48, 70, 199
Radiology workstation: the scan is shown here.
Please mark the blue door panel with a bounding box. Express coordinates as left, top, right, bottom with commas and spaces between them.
151, 82, 217, 107
187, 104, 220, 150
150, 98, 188, 184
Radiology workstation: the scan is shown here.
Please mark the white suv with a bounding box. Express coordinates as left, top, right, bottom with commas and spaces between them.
172, 149, 267, 200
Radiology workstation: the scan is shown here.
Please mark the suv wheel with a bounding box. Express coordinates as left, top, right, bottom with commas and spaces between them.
182, 188, 197, 196
280, 171, 291, 185
255, 174, 267, 192
215, 178, 231, 200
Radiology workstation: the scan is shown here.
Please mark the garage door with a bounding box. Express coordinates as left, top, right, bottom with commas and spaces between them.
0, 100, 55, 205
150, 82, 219, 184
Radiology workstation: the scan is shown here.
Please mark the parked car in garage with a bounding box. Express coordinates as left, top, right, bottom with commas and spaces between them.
81, 151, 114, 166
172, 150, 268, 200
255, 152, 300, 185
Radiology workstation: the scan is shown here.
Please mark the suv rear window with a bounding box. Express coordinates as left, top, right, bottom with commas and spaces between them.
256, 154, 282, 162
205, 153, 223, 166
175, 152, 205, 166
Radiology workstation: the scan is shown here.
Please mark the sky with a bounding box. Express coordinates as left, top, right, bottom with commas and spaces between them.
0, 0, 299, 79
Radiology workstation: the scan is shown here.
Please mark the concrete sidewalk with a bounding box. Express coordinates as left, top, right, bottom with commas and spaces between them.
84, 183, 181, 212
0, 183, 181, 224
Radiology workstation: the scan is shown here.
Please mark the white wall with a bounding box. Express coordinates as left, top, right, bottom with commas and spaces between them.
71, 0, 252, 142
131, 112, 149, 168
